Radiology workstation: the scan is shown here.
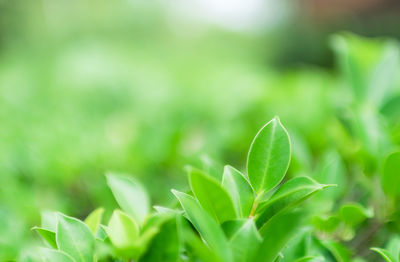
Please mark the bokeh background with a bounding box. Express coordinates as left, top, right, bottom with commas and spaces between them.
1, 0, 400, 259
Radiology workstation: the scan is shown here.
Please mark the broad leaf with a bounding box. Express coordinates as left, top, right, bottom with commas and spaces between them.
39, 248, 75, 262
229, 219, 262, 262
56, 213, 95, 262
189, 168, 236, 223
32, 227, 57, 249
255, 209, 306, 262
172, 190, 232, 262
84, 207, 104, 235
107, 210, 139, 250
247, 117, 291, 195
382, 152, 400, 198
256, 176, 331, 227
222, 165, 255, 218
106, 173, 150, 223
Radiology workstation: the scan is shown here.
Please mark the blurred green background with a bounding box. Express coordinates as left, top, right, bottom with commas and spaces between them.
1, 0, 400, 259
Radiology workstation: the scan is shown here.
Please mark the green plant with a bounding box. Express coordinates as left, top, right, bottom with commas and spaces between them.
24, 117, 333, 261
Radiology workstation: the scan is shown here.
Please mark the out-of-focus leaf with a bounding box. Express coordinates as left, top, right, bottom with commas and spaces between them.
382, 152, 400, 198
32, 227, 57, 249
229, 219, 262, 262
189, 168, 236, 223
56, 213, 95, 262
201, 155, 224, 181
84, 207, 104, 235
172, 190, 232, 262
222, 165, 255, 218
139, 216, 179, 262
370, 248, 395, 262
247, 117, 291, 195
106, 173, 150, 224
41, 211, 57, 232
322, 240, 351, 262
255, 209, 306, 262
386, 235, 400, 261
256, 176, 331, 227
312, 215, 340, 233
338, 203, 373, 227
39, 248, 75, 262
107, 210, 139, 251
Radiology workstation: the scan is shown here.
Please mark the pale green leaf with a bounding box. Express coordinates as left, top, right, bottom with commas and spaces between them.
84, 207, 104, 235
106, 173, 150, 223
222, 165, 255, 218
56, 213, 95, 262
107, 210, 139, 250
39, 248, 75, 262
247, 117, 291, 195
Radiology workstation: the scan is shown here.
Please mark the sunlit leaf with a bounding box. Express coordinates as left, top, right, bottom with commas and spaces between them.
229, 219, 262, 262
32, 227, 57, 249
107, 210, 139, 250
84, 207, 104, 235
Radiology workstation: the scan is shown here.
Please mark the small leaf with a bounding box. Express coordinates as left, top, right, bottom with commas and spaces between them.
322, 240, 351, 262
107, 210, 139, 250
56, 213, 95, 262
371, 248, 396, 262
247, 117, 291, 195
255, 209, 306, 262
382, 152, 400, 198
229, 219, 262, 262
201, 155, 224, 181
39, 248, 75, 262
41, 211, 57, 231
338, 203, 373, 227
106, 173, 150, 223
256, 176, 331, 227
32, 227, 57, 249
222, 165, 255, 218
172, 190, 232, 262
84, 207, 104, 235
189, 168, 236, 223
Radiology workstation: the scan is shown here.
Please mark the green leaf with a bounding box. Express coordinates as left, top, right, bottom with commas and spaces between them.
107, 210, 139, 250
139, 216, 180, 262
84, 207, 104, 235
255, 209, 306, 262
201, 155, 224, 181
32, 227, 57, 249
221, 219, 247, 239
229, 219, 262, 262
56, 213, 95, 262
222, 165, 255, 218
106, 173, 150, 223
322, 240, 351, 262
188, 168, 236, 223
371, 248, 396, 262
41, 211, 58, 232
39, 248, 75, 262
172, 190, 232, 262
338, 203, 373, 227
256, 176, 331, 228
382, 152, 400, 198
247, 117, 291, 195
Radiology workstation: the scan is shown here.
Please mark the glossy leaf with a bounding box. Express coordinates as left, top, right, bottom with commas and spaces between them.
256, 176, 331, 227
172, 190, 232, 262
189, 168, 236, 223
32, 227, 57, 249
229, 219, 262, 262
84, 207, 104, 235
106, 173, 150, 223
247, 117, 291, 195
256, 209, 306, 262
107, 210, 139, 250
56, 213, 95, 262
222, 165, 255, 218
382, 152, 400, 198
